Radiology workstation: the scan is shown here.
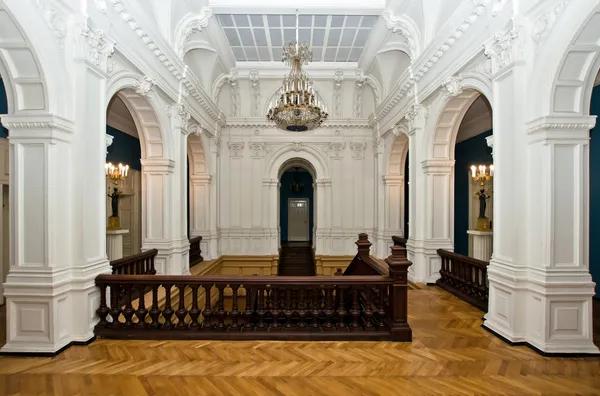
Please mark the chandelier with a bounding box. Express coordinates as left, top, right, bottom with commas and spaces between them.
267, 10, 328, 132
105, 162, 129, 186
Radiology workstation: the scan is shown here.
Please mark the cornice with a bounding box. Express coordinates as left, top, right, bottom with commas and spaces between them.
526, 115, 597, 134
225, 118, 371, 129
1, 114, 75, 134
372, 1, 488, 123
108, 0, 222, 124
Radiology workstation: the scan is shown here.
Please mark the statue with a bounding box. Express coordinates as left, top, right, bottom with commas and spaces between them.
476, 188, 489, 219
108, 187, 120, 218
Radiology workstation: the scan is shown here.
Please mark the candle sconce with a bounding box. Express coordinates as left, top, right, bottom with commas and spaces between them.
470, 164, 494, 231
105, 162, 129, 230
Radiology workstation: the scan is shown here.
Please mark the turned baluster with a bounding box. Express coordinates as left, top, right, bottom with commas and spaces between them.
175, 284, 188, 329
135, 284, 148, 328
150, 255, 156, 275
271, 286, 280, 328
311, 287, 320, 328
216, 285, 226, 330
284, 288, 293, 328
243, 286, 253, 328
257, 287, 266, 329
162, 284, 174, 329
377, 286, 386, 328
364, 287, 374, 328
336, 286, 346, 328
230, 284, 240, 329
202, 284, 213, 329
109, 284, 121, 328
297, 288, 307, 328
351, 287, 359, 328
96, 283, 110, 327
189, 284, 201, 329
324, 286, 333, 329
149, 286, 161, 329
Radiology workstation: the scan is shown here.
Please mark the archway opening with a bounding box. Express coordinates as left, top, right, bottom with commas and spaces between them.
453, 95, 493, 258
106, 94, 143, 258
589, 70, 600, 347
0, 74, 8, 308
278, 159, 315, 276
404, 149, 409, 239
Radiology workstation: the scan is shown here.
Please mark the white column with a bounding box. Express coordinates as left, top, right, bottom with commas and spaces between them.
382, 174, 404, 257
1, 115, 75, 353
189, 173, 211, 256
467, 230, 493, 261
373, 138, 386, 257
209, 137, 220, 258
106, 229, 129, 261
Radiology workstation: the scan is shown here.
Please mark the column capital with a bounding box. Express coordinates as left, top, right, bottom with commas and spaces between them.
526, 115, 596, 144
140, 158, 176, 173
421, 159, 454, 174
383, 174, 404, 185
2, 113, 74, 143
404, 104, 428, 133
77, 21, 116, 75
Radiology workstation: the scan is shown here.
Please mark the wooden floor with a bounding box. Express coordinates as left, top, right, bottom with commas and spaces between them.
1, 289, 600, 395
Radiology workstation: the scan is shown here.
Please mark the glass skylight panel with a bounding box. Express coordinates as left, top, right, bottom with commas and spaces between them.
330, 15, 344, 27
283, 29, 295, 43
272, 47, 283, 60
253, 29, 268, 46
361, 15, 377, 28
314, 15, 327, 27
324, 47, 337, 61
345, 16, 361, 27
299, 29, 311, 44
224, 28, 241, 46
270, 28, 282, 46
238, 29, 255, 46
336, 47, 350, 61
311, 47, 322, 61
354, 29, 370, 46
312, 29, 325, 46
266, 15, 280, 27
233, 14, 250, 27
245, 47, 259, 61
327, 29, 341, 46
250, 15, 264, 27
258, 47, 271, 61
340, 29, 356, 46
348, 47, 362, 61
282, 14, 295, 27
218, 14, 234, 27
299, 15, 313, 28
231, 47, 246, 61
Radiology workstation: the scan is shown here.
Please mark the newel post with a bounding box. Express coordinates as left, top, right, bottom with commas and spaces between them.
356, 233, 372, 258
386, 245, 413, 341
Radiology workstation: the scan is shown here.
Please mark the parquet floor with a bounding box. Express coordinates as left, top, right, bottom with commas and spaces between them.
1, 289, 600, 396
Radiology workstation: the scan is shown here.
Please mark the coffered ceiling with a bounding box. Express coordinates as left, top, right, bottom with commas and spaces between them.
216, 14, 379, 63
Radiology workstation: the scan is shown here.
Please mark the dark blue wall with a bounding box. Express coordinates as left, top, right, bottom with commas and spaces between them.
280, 169, 314, 242
106, 125, 141, 171
454, 130, 493, 256
590, 85, 600, 297
0, 77, 8, 138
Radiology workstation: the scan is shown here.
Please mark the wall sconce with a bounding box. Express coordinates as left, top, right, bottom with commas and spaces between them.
105, 162, 129, 230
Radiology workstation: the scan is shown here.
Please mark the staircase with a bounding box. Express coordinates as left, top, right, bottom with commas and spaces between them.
278, 242, 315, 276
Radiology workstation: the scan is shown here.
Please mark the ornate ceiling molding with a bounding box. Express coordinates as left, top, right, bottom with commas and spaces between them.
108, 0, 221, 125
441, 76, 465, 98
224, 118, 371, 129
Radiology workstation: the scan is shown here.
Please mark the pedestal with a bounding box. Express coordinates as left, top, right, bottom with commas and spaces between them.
106, 229, 129, 261
467, 230, 493, 261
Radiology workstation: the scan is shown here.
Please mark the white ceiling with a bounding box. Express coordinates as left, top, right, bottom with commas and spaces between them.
217, 14, 379, 63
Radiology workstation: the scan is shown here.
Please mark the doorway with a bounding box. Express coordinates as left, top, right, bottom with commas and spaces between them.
288, 198, 310, 241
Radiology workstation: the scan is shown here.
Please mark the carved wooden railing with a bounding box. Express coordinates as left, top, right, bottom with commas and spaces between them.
94, 242, 413, 342
436, 249, 489, 312
343, 233, 388, 275
189, 236, 203, 268
111, 249, 158, 275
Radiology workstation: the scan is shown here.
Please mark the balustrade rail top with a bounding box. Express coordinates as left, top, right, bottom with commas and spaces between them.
436, 249, 489, 268
96, 274, 393, 286
110, 249, 158, 267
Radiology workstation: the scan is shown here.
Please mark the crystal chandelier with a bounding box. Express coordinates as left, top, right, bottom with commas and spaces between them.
267, 10, 328, 132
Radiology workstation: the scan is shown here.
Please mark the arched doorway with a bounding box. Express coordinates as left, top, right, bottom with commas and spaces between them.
453, 95, 493, 258
278, 159, 315, 276
106, 95, 143, 257
0, 75, 8, 307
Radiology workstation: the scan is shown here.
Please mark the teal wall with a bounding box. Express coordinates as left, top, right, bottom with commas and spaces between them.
0, 77, 7, 138
454, 130, 493, 256
590, 85, 600, 297
105, 125, 141, 171
280, 169, 314, 242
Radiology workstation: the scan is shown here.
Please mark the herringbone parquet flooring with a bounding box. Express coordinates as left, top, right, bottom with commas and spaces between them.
1, 288, 600, 396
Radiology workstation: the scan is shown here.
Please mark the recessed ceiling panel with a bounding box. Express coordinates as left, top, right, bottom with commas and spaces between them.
216, 13, 379, 63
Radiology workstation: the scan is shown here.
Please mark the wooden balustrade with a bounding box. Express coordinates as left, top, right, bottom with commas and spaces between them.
94, 235, 413, 342
436, 249, 489, 312
110, 249, 158, 275
343, 233, 388, 275
392, 236, 407, 248
189, 236, 203, 268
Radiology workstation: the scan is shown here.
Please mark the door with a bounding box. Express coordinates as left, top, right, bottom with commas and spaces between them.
288, 198, 310, 241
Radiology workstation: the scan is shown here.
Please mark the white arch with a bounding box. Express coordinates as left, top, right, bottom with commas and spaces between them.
0, 4, 48, 114
425, 87, 491, 160
172, 9, 214, 59
529, 2, 600, 119
266, 144, 330, 181
106, 70, 173, 161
